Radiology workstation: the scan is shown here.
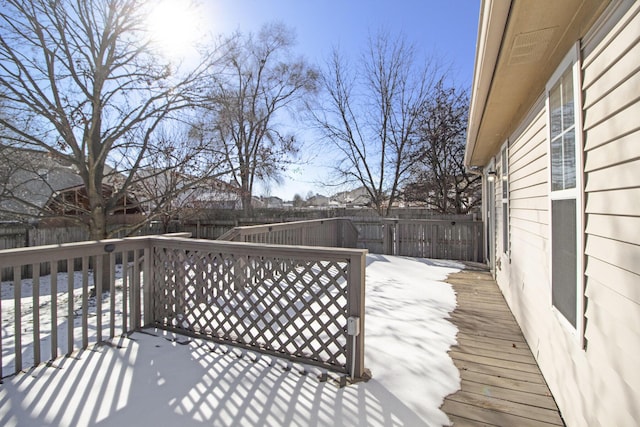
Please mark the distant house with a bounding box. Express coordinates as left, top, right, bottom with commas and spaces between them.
45, 183, 143, 216
262, 196, 284, 209
0, 147, 145, 225
466, 1, 639, 425
251, 196, 266, 209
188, 181, 241, 210
305, 194, 330, 208
332, 187, 371, 207
134, 168, 241, 212
0, 147, 83, 221
0, 147, 140, 231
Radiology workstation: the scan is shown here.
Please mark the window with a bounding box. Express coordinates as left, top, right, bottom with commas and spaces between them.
501, 144, 509, 254
547, 45, 582, 332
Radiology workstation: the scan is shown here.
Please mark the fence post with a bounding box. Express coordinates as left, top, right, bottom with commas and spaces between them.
346, 250, 368, 380
382, 221, 390, 255
476, 221, 483, 262
383, 220, 397, 255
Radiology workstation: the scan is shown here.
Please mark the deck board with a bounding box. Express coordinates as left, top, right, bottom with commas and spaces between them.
441, 266, 564, 426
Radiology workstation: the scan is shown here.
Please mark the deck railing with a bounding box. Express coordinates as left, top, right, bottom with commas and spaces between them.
0, 235, 155, 378
149, 237, 366, 377
218, 218, 359, 248
0, 234, 367, 380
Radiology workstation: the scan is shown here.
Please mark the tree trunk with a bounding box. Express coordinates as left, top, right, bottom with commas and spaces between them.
89, 204, 110, 296
241, 194, 253, 216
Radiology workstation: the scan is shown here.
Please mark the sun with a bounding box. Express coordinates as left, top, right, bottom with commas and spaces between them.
146, 0, 203, 59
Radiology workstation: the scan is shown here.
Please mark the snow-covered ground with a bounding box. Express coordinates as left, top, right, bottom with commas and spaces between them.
0, 254, 462, 427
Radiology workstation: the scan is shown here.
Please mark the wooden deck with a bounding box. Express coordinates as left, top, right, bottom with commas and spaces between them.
441, 265, 565, 427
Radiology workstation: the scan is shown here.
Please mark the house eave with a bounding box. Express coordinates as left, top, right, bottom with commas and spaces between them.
465, 0, 611, 168
465, 0, 511, 168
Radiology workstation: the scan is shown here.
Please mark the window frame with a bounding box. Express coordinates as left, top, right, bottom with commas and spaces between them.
545, 43, 585, 344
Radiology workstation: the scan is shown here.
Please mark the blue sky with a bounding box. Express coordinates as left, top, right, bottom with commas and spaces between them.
202, 1, 481, 199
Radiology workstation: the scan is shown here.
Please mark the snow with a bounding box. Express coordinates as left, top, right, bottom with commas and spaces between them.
1, 266, 128, 372
0, 254, 463, 427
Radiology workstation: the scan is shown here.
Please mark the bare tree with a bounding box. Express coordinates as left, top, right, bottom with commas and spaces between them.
310, 31, 440, 216
201, 22, 319, 215
125, 124, 232, 234
404, 82, 481, 214
0, 0, 218, 238
292, 193, 304, 208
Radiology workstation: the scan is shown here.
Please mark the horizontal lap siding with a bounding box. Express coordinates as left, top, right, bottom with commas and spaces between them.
498, 97, 551, 348
584, 129, 640, 171
580, 2, 640, 426
486, 4, 640, 427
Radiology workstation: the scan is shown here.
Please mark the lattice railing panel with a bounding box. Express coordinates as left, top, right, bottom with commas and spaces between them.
152, 247, 351, 372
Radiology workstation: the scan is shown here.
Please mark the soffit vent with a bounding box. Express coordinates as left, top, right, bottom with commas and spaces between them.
508, 27, 557, 65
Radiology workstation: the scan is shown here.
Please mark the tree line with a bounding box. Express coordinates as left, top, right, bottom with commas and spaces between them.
0, 0, 479, 240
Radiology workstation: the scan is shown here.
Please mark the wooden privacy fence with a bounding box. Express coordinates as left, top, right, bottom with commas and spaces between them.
218, 216, 483, 262
379, 219, 484, 262
218, 218, 359, 248
0, 225, 88, 250
0, 234, 367, 381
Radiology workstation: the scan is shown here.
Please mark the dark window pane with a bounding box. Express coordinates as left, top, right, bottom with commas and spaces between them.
552, 199, 577, 327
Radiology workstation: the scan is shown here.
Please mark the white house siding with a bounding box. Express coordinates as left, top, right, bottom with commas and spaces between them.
491, 3, 640, 426
580, 1, 640, 425
496, 97, 551, 348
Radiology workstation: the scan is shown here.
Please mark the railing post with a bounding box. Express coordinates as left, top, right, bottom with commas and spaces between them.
67, 258, 75, 354
143, 240, 154, 326
132, 249, 141, 329
95, 255, 103, 343
13, 266, 22, 373
346, 250, 368, 381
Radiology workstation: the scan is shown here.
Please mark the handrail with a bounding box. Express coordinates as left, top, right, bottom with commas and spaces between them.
216, 227, 241, 242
